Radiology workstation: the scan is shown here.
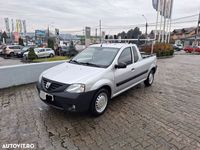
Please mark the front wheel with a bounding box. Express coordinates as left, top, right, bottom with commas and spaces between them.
90, 88, 110, 116
144, 70, 154, 87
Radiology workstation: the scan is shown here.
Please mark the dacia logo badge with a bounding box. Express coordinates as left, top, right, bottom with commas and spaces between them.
45, 82, 51, 89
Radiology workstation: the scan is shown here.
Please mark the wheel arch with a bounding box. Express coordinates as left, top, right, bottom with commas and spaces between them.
149, 65, 157, 74
90, 79, 114, 97
97, 85, 112, 98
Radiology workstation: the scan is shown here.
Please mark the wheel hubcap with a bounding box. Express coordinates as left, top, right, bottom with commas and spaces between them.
149, 73, 154, 84
95, 92, 108, 113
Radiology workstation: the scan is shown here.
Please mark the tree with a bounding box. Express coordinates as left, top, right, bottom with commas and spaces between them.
138, 34, 146, 45
105, 35, 109, 39
19, 37, 24, 46
117, 31, 126, 39
1, 31, 8, 43
127, 27, 142, 39
116, 27, 142, 43
48, 38, 54, 50
109, 35, 113, 39
28, 48, 37, 61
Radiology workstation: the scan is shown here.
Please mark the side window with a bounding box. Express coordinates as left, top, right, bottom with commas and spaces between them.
132, 46, 139, 63
10, 46, 15, 49
118, 47, 132, 65
40, 49, 45, 52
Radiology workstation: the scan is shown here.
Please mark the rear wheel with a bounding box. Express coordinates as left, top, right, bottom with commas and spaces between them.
90, 88, 110, 116
144, 70, 154, 87
49, 53, 54, 57
10, 52, 14, 57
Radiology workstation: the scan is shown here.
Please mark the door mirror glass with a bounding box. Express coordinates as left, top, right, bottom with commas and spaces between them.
115, 62, 127, 69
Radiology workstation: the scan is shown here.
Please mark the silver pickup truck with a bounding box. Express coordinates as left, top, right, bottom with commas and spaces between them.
36, 43, 157, 116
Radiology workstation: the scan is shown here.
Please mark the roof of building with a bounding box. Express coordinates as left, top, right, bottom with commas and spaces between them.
173, 27, 196, 34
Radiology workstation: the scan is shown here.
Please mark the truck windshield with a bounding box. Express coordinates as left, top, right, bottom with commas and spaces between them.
69, 47, 119, 68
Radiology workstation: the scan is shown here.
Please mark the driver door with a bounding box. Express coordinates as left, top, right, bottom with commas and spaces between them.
114, 47, 136, 93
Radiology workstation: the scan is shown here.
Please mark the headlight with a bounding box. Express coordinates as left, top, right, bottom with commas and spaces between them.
66, 84, 85, 93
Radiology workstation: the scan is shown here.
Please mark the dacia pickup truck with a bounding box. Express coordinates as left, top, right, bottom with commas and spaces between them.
36, 43, 157, 116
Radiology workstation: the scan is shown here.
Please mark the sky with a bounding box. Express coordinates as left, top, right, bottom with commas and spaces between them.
0, 0, 199, 35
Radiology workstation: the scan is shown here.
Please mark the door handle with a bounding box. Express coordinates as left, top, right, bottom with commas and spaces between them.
131, 68, 135, 71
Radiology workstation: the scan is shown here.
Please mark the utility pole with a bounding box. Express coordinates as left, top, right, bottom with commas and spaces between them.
142, 15, 148, 44
83, 28, 85, 45
145, 22, 148, 37
99, 20, 102, 43
95, 28, 97, 42
47, 26, 50, 38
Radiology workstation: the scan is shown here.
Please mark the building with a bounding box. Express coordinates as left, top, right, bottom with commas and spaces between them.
171, 27, 200, 45
171, 27, 197, 40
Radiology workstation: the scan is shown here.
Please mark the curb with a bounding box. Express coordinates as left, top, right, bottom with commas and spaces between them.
157, 55, 174, 59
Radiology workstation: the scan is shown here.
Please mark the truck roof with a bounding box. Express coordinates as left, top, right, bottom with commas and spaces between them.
90, 43, 136, 49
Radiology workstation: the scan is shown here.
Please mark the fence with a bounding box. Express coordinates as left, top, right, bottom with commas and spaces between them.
0, 61, 65, 89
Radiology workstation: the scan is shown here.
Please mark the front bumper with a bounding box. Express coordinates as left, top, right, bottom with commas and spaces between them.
36, 82, 96, 112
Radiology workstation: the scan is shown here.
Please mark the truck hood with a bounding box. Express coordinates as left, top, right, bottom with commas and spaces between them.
42, 62, 105, 84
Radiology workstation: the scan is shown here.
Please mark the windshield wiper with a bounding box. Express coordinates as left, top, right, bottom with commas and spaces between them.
81, 62, 104, 68
69, 60, 81, 64
69, 60, 104, 68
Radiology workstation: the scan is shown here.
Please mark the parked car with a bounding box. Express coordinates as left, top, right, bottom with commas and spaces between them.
23, 48, 55, 59
36, 43, 157, 116
173, 44, 183, 51
17, 46, 36, 58
0, 45, 6, 55
193, 46, 200, 53
183, 45, 200, 53
60, 46, 78, 57
183, 46, 193, 53
2, 45, 23, 56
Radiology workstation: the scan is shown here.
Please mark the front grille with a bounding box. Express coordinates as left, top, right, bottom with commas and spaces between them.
42, 78, 66, 92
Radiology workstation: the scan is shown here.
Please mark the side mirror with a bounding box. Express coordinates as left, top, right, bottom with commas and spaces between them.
115, 62, 127, 69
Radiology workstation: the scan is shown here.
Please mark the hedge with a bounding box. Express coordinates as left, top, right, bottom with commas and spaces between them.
141, 43, 174, 57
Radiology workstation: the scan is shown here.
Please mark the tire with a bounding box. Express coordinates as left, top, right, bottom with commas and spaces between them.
90, 88, 110, 116
49, 54, 54, 57
144, 70, 154, 87
10, 52, 14, 57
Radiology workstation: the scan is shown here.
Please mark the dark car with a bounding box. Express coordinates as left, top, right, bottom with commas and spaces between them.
17, 46, 36, 57
60, 46, 78, 57
173, 44, 183, 51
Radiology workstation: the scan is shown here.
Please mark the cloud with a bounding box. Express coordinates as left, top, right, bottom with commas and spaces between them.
0, 0, 199, 34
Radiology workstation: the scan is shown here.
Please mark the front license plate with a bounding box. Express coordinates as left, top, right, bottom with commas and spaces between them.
40, 90, 54, 101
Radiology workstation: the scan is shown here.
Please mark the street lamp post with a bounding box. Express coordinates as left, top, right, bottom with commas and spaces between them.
142, 14, 148, 43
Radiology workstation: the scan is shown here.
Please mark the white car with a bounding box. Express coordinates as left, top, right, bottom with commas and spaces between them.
23, 48, 55, 59
2, 45, 23, 56
37, 43, 157, 116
